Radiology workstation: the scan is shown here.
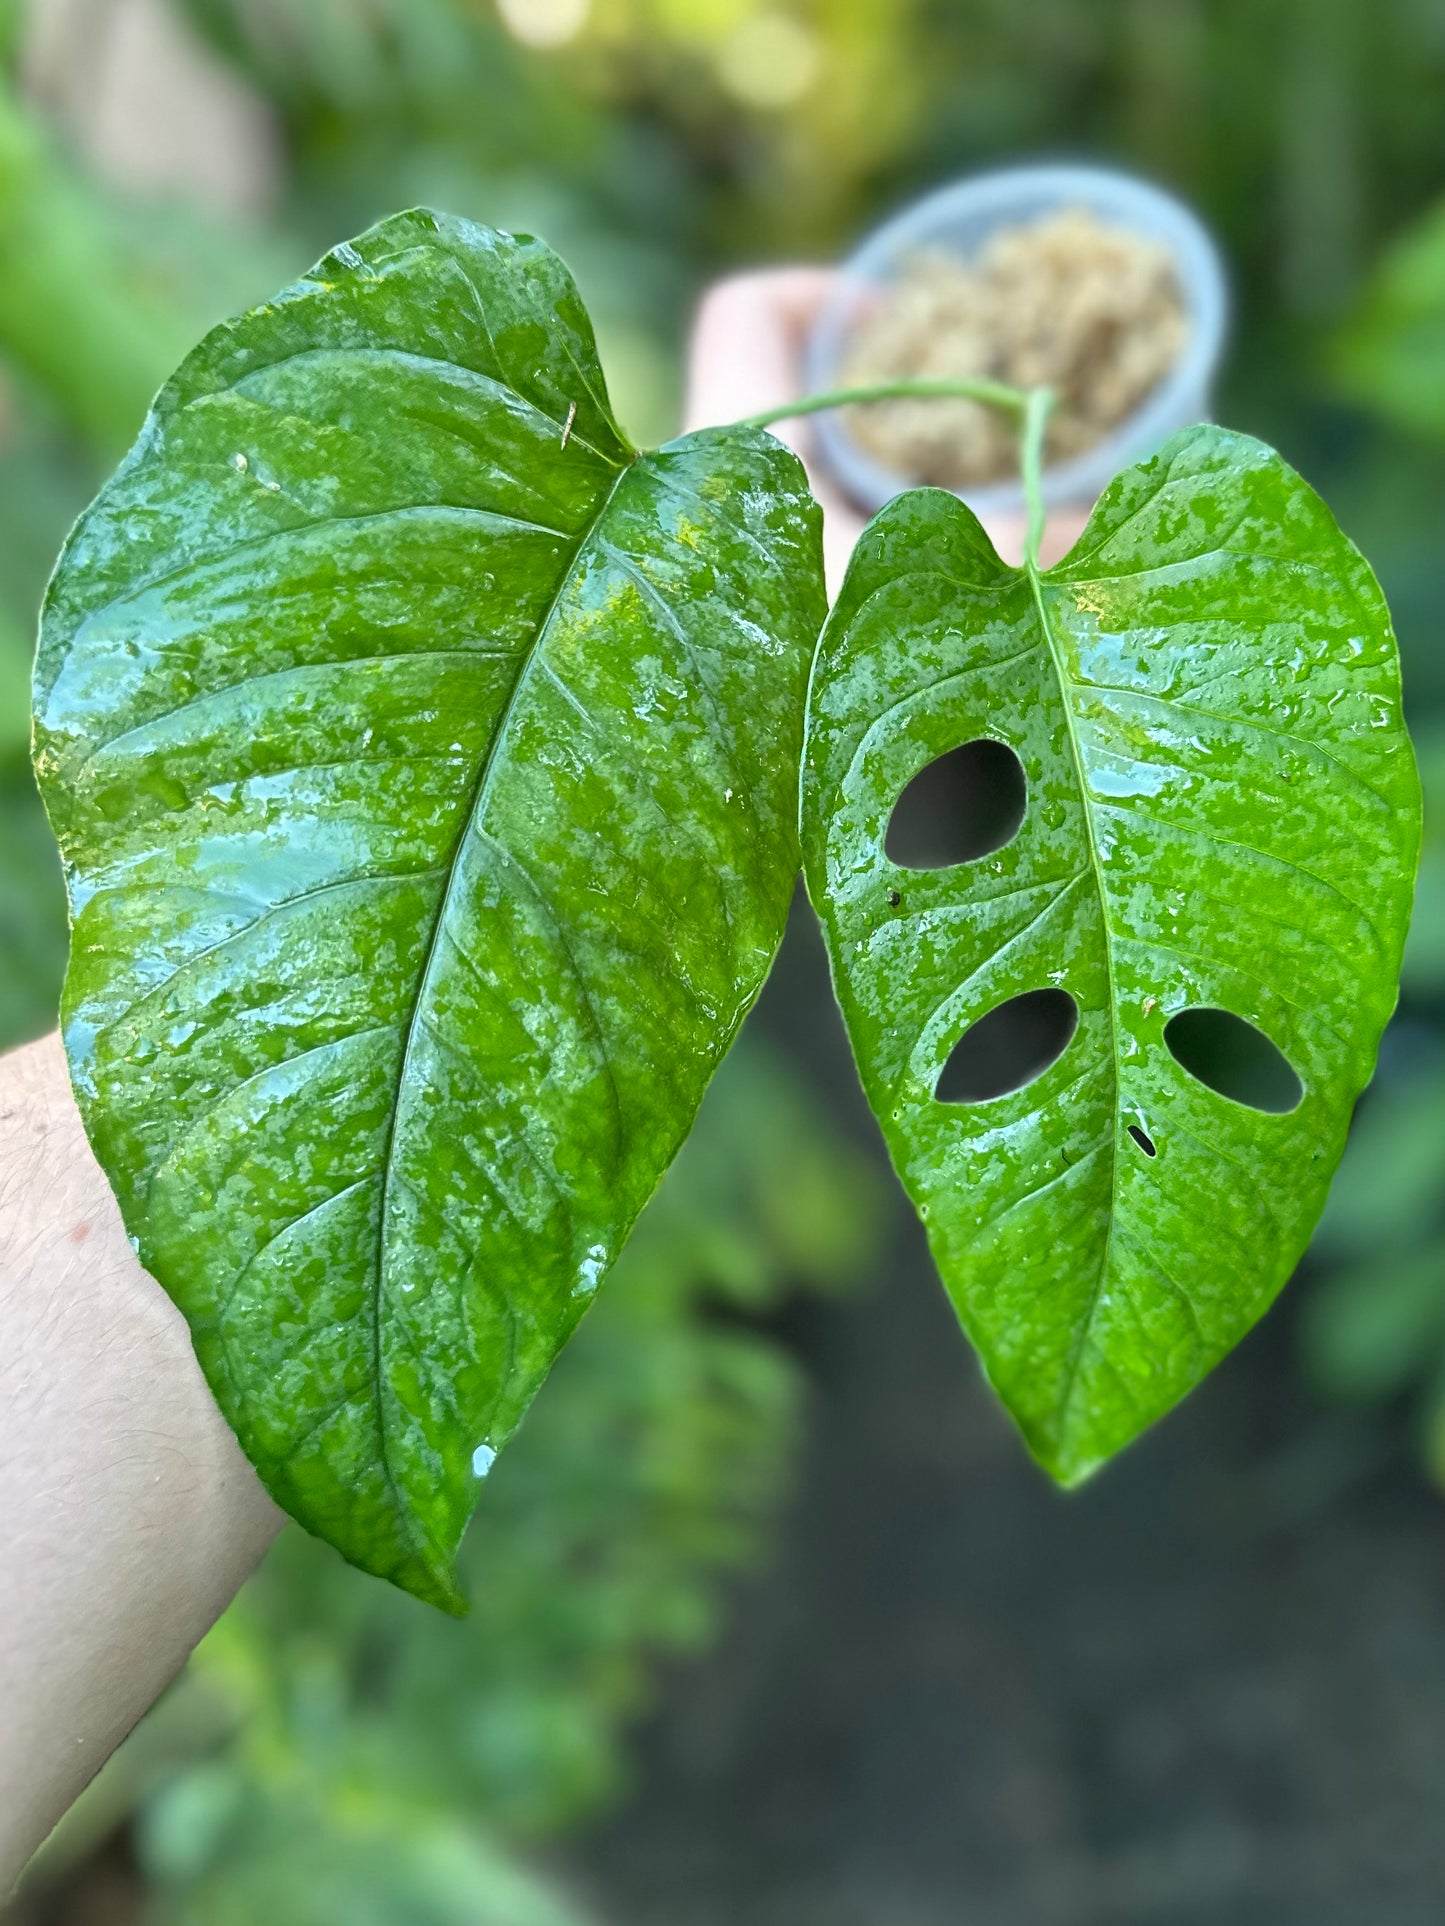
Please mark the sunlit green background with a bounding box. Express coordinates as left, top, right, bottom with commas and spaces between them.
7, 1, 1445, 1919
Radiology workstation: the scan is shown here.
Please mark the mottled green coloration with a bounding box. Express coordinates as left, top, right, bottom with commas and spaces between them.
34, 210, 824, 1608
802, 427, 1420, 1483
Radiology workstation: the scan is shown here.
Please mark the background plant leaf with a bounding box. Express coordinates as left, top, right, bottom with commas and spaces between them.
1331, 196, 1445, 443
34, 208, 824, 1608
802, 426, 1419, 1483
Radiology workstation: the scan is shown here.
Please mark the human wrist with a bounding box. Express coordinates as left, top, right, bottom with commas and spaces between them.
0, 1033, 281, 1888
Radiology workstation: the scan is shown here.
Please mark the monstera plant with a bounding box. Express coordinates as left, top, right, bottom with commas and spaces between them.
31, 209, 1420, 1607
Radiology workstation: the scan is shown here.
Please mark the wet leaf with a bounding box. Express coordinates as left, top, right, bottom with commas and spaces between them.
802, 426, 1420, 1483
34, 210, 824, 1606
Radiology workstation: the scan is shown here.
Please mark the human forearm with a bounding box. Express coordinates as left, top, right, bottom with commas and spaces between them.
0, 1033, 280, 1889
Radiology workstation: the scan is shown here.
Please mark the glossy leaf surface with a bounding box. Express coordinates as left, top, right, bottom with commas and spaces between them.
802, 427, 1420, 1483
35, 210, 824, 1606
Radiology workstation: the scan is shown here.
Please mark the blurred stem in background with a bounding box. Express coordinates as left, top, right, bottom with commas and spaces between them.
0, 82, 189, 457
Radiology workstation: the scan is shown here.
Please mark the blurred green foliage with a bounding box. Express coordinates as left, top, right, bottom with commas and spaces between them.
1294, 179, 1445, 1486
0, 88, 191, 456
1332, 202, 1445, 439
1301, 724, 1445, 1475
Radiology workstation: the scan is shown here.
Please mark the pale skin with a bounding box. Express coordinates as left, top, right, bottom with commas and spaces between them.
0, 270, 1090, 1889
0, 1033, 282, 1887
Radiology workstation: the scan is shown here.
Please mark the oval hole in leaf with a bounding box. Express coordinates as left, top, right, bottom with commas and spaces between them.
1164, 1006, 1304, 1114
1127, 1123, 1157, 1157
936, 987, 1079, 1104
885, 738, 1026, 870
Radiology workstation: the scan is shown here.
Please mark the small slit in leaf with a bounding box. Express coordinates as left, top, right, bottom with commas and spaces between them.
936, 987, 1079, 1104
1127, 1122, 1157, 1157
1164, 1006, 1304, 1114
886, 738, 1026, 870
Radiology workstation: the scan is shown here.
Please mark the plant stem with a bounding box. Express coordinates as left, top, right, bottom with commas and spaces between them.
733, 375, 1056, 565
735, 375, 1031, 433
1019, 385, 1055, 571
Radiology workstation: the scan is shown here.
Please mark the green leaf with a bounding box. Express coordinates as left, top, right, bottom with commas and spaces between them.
1302, 1244, 1445, 1407
0, 766, 67, 1051
1331, 197, 1445, 443
0, 607, 31, 760
1316, 1068, 1445, 1258
138, 1773, 591, 1926
801, 426, 1420, 1484
0, 81, 193, 455
1400, 723, 1445, 993
34, 209, 824, 1608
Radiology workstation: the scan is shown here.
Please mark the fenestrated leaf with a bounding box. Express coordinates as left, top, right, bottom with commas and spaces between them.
34, 209, 824, 1608
801, 426, 1420, 1484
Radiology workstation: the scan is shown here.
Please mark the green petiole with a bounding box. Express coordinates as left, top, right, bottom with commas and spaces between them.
734, 375, 1032, 431
731, 374, 1055, 564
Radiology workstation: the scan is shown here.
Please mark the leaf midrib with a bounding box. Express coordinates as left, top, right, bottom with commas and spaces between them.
371, 448, 638, 1582
1025, 556, 1121, 1471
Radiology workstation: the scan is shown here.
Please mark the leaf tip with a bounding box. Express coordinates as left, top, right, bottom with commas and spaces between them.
1018, 1416, 1112, 1494
1046, 1454, 1106, 1495
397, 1550, 469, 1617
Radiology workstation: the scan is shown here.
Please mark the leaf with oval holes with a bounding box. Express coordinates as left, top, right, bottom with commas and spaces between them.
801, 426, 1420, 1484
33, 209, 825, 1608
